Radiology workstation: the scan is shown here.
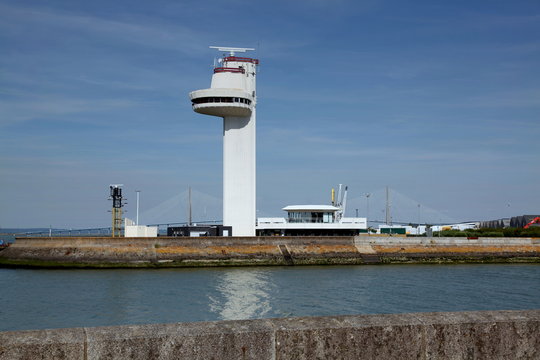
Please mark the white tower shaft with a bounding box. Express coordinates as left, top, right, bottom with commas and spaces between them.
189, 47, 259, 236
223, 112, 256, 235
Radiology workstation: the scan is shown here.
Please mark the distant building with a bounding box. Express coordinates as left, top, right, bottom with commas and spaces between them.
257, 205, 367, 236
124, 218, 158, 237
167, 225, 232, 237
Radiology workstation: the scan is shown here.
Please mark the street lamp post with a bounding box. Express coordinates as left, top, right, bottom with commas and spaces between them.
136, 190, 141, 225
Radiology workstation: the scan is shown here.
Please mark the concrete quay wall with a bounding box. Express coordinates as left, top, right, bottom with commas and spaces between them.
0, 310, 538, 359
0, 236, 539, 268
355, 236, 539, 246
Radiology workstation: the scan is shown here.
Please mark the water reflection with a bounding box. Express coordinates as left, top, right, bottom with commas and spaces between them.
209, 268, 274, 320
1, 264, 539, 331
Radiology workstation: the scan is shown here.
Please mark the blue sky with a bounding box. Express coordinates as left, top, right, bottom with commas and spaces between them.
1, 0, 539, 228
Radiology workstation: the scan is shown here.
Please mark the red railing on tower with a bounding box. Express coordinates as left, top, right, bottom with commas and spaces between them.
214, 67, 246, 74
224, 56, 260, 65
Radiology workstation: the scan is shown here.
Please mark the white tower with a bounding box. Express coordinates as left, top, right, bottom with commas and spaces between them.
189, 46, 259, 236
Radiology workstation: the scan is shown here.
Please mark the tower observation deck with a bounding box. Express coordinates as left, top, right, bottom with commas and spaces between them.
189, 47, 259, 236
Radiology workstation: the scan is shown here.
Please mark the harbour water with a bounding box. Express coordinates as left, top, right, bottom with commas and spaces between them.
0, 264, 538, 332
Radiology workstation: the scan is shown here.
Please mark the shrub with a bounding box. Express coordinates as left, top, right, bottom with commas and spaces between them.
430, 227, 540, 237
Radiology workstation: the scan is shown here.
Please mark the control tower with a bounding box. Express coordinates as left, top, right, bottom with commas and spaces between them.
189, 46, 259, 236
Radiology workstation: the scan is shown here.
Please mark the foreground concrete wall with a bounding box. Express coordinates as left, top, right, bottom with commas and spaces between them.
0, 310, 538, 359
1, 236, 539, 268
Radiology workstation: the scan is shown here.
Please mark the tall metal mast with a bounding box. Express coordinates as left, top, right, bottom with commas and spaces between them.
385, 186, 392, 226
109, 184, 125, 237
188, 186, 192, 226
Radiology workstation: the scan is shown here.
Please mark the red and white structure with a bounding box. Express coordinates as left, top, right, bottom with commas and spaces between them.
190, 47, 259, 236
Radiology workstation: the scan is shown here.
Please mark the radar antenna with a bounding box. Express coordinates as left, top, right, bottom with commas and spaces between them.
209, 46, 255, 56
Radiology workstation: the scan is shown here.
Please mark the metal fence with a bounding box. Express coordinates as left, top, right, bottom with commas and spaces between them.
9, 220, 223, 239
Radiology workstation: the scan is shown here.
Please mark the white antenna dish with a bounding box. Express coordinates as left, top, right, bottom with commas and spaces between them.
209, 46, 255, 56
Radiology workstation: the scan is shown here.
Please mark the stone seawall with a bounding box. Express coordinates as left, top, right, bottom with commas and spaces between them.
0, 236, 538, 268
0, 310, 538, 359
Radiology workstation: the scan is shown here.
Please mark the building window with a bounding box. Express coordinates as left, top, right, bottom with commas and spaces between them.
192, 97, 252, 106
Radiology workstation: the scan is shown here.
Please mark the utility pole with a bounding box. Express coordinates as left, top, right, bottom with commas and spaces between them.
417, 203, 421, 235
136, 190, 141, 225
365, 193, 371, 227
